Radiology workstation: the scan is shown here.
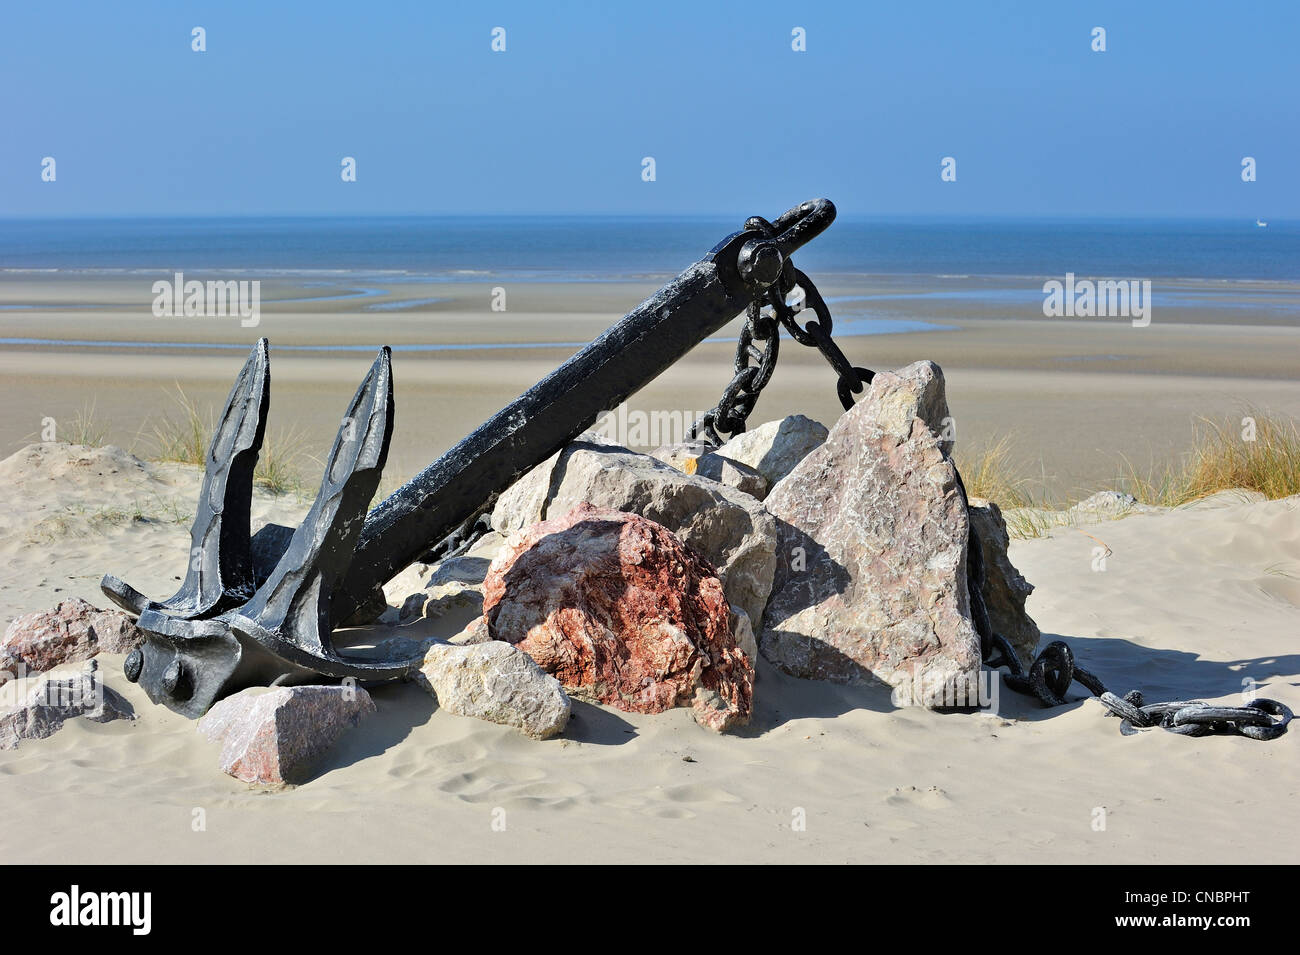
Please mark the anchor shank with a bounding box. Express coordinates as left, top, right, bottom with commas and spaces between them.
339, 199, 835, 620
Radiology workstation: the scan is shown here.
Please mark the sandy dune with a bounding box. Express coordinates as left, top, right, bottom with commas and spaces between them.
0, 444, 1294, 864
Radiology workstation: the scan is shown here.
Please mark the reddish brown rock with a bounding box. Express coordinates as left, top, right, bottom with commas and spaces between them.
1, 598, 143, 685
483, 503, 753, 732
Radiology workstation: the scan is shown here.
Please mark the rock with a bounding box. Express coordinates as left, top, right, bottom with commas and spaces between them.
197, 685, 375, 787
414, 640, 570, 740
448, 617, 493, 646
385, 530, 506, 625
714, 414, 829, 488
1, 598, 143, 686
483, 503, 753, 732
729, 606, 757, 664
0, 659, 134, 750
1071, 490, 1138, 514
968, 497, 1039, 666
490, 436, 777, 627
760, 363, 980, 701
650, 442, 768, 499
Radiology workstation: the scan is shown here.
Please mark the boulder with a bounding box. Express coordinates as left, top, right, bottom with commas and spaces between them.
0, 659, 134, 750
483, 503, 753, 732
384, 530, 506, 625
760, 362, 980, 701
714, 414, 829, 488
968, 497, 1040, 666
197, 685, 375, 787
414, 640, 571, 740
1, 598, 143, 686
649, 442, 768, 499
490, 435, 776, 627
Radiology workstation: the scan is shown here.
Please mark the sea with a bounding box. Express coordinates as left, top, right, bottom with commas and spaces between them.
1, 216, 1296, 280
1, 217, 1297, 347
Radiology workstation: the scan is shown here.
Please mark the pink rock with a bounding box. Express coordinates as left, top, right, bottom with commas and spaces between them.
761, 362, 982, 700
1, 598, 143, 685
197, 685, 375, 787
482, 503, 753, 732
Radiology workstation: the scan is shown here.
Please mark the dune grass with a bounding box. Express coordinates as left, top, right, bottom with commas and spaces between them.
148, 383, 310, 495
66, 401, 111, 447
958, 411, 1300, 539
954, 435, 1034, 509
1116, 410, 1300, 508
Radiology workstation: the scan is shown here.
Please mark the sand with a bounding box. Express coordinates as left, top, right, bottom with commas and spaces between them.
0, 273, 1297, 863
3, 275, 1299, 500
0, 443, 1296, 864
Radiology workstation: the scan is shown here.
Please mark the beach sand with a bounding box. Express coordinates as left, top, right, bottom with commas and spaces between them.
2, 275, 1299, 501
0, 443, 1295, 864
0, 274, 1297, 864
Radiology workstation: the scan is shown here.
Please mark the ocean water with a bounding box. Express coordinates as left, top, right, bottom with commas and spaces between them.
1, 216, 1297, 281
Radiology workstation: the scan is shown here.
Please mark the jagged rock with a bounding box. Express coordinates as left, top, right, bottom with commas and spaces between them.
1, 598, 143, 686
968, 497, 1039, 666
714, 415, 830, 488
197, 685, 374, 787
483, 503, 753, 732
414, 640, 571, 740
0, 659, 134, 750
650, 442, 768, 499
490, 436, 776, 627
760, 363, 980, 701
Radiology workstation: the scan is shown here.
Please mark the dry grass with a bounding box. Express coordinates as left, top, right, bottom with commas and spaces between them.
954, 435, 1034, 509
148, 384, 310, 495
1117, 410, 1300, 508
66, 401, 111, 447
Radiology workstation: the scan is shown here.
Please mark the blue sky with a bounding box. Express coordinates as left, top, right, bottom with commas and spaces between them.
2, 0, 1296, 218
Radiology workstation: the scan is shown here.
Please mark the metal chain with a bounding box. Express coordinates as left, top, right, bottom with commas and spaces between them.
690, 217, 874, 446
958, 473, 1292, 740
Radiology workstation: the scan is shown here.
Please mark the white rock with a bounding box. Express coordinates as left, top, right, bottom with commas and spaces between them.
715, 414, 830, 487
414, 640, 570, 740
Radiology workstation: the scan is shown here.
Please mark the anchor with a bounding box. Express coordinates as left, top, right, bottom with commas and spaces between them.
106, 198, 853, 717
99, 197, 1293, 741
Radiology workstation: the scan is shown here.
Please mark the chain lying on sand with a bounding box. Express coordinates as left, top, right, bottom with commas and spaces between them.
960, 476, 1292, 740
694, 246, 1292, 741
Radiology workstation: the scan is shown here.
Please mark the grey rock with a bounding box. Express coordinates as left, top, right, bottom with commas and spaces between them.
0, 659, 134, 750
968, 497, 1040, 667
490, 437, 777, 627
729, 605, 758, 664
715, 414, 830, 488
650, 442, 768, 499
760, 362, 981, 702
414, 639, 570, 740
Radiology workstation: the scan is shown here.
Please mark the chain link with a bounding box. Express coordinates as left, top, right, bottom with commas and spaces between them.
690, 218, 875, 446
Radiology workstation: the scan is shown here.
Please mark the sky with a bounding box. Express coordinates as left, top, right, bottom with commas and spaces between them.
1, 0, 1296, 218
